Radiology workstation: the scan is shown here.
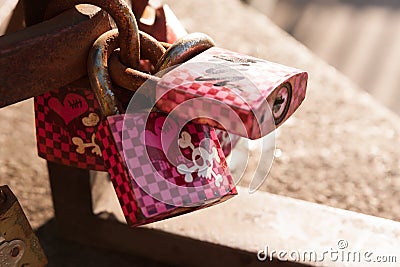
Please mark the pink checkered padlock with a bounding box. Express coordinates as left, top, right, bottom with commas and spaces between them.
35, 79, 106, 170
156, 43, 308, 140
91, 30, 237, 226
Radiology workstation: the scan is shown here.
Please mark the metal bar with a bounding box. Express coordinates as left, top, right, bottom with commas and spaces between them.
0, 6, 111, 108
47, 162, 93, 221
21, 0, 97, 251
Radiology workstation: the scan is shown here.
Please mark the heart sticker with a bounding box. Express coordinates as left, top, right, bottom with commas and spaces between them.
48, 93, 89, 125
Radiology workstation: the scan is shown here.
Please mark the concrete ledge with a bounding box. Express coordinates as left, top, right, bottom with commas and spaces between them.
92, 175, 400, 267
148, 187, 400, 266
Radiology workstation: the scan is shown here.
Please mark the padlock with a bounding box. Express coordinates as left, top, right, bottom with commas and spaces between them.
34, 78, 106, 170
155, 36, 309, 139
0, 186, 47, 267
90, 28, 237, 226
34, 0, 166, 170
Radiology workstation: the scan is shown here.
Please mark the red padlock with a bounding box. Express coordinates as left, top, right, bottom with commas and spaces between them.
35, 79, 105, 170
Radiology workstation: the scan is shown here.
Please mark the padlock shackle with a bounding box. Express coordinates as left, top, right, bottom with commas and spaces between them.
88, 29, 120, 117
155, 33, 216, 72
45, 0, 141, 69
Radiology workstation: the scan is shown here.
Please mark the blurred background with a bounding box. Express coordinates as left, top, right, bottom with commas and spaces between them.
1, 0, 400, 265
242, 0, 400, 114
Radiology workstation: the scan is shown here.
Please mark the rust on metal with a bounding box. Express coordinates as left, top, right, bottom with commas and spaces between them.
108, 32, 216, 96
0, 7, 111, 108
155, 32, 215, 72
88, 29, 121, 116
139, 31, 166, 65
109, 50, 161, 93
109, 30, 164, 92
45, 0, 141, 69
88, 29, 164, 116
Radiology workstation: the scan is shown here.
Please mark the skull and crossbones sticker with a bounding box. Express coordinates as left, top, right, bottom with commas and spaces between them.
177, 131, 223, 187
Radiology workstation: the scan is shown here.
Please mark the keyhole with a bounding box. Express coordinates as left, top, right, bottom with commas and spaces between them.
273, 96, 285, 114
10, 246, 20, 257
272, 83, 292, 125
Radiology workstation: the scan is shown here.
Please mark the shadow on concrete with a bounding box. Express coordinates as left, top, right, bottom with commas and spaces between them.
35, 219, 171, 267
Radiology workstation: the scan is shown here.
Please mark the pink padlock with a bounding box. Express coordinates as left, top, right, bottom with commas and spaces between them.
97, 112, 237, 224
156, 46, 308, 139
91, 30, 237, 226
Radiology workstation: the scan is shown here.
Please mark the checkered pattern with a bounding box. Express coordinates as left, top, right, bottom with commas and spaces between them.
34, 86, 105, 171
96, 112, 237, 226
216, 129, 240, 156
156, 47, 308, 139
96, 118, 141, 225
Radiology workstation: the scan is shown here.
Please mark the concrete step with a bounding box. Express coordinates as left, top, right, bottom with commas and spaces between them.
92, 173, 400, 266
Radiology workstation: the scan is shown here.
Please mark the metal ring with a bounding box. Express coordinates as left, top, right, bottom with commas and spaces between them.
88, 29, 120, 116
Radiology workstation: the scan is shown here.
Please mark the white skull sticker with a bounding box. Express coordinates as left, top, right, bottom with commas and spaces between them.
177, 131, 223, 187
